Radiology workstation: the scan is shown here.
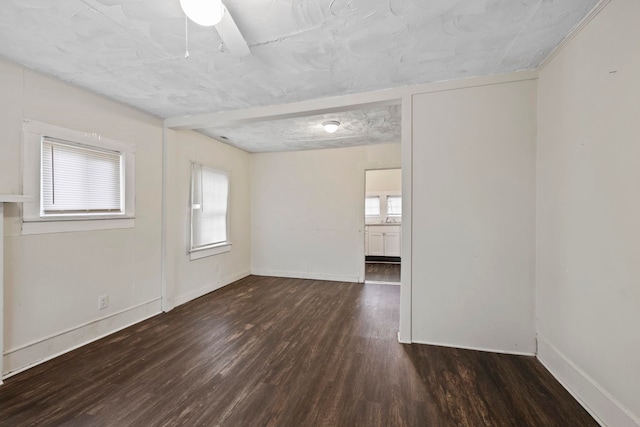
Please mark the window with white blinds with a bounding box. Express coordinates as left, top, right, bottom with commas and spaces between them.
190, 163, 230, 252
22, 120, 136, 235
365, 196, 381, 216
41, 138, 123, 215
387, 195, 402, 217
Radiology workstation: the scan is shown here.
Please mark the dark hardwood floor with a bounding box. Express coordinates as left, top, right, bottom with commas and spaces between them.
365, 262, 401, 283
0, 276, 597, 426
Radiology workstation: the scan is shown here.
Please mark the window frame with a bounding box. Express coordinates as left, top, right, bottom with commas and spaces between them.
22, 120, 135, 235
189, 162, 231, 261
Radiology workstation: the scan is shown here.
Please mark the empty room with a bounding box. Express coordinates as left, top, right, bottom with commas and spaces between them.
0, 0, 638, 425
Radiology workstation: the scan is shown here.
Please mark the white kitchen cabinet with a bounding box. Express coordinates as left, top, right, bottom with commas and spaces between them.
384, 230, 401, 257
364, 226, 371, 255
368, 229, 385, 256
365, 225, 401, 257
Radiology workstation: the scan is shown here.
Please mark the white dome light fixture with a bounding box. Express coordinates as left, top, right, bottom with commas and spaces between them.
180, 0, 224, 27
322, 120, 340, 134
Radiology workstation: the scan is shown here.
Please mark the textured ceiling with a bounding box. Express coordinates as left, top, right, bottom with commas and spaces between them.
201, 104, 401, 152
0, 0, 600, 152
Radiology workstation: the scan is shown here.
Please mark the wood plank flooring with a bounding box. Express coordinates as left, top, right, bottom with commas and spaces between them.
365, 262, 401, 283
0, 276, 597, 426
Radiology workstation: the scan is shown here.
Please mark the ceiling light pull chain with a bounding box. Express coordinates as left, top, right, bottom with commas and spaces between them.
184, 15, 190, 59
218, 3, 225, 53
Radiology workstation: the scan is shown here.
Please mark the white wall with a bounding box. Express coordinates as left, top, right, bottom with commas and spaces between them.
537, 0, 640, 425
0, 59, 163, 376
411, 79, 537, 355
165, 129, 251, 307
365, 168, 401, 192
251, 143, 401, 282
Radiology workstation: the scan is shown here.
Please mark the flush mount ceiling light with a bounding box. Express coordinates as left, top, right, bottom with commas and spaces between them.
322, 120, 341, 133
180, 0, 224, 26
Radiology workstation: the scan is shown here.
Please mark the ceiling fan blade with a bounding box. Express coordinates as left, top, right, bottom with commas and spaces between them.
215, 5, 250, 57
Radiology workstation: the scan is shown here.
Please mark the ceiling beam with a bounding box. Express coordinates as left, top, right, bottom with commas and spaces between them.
164, 70, 538, 130
164, 88, 403, 130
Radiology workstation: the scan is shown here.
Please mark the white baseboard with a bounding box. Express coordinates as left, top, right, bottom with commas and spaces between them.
537, 336, 639, 427
173, 270, 251, 307
410, 339, 536, 357
251, 269, 359, 283
364, 280, 401, 286
397, 331, 411, 344
3, 298, 162, 379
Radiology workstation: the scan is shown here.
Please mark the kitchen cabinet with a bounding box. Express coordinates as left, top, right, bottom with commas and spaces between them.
368, 229, 385, 256
384, 229, 401, 257
365, 225, 401, 257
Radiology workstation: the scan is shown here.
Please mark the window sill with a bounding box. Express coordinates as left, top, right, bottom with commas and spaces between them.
21, 217, 135, 235
189, 242, 232, 261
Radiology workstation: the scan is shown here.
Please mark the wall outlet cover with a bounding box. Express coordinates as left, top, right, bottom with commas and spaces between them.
98, 295, 109, 310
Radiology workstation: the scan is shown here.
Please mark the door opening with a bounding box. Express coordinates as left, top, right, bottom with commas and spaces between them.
364, 168, 402, 285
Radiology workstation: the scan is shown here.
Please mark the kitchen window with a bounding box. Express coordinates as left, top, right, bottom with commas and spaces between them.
387, 195, 402, 217
365, 196, 381, 217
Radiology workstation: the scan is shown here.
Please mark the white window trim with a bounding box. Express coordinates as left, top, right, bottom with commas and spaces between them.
189, 242, 232, 261
22, 120, 135, 235
188, 162, 231, 260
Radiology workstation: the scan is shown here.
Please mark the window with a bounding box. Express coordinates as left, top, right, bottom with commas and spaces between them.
365, 196, 381, 216
387, 196, 402, 217
190, 163, 231, 260
22, 120, 135, 235
41, 138, 122, 215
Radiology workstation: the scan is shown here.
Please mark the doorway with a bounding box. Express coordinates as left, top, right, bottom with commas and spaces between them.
364, 168, 402, 285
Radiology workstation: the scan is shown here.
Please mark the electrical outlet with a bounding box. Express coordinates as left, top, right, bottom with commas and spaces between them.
98, 295, 109, 310
215, 263, 220, 272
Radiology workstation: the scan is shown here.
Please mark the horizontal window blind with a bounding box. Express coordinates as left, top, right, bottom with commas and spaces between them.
41, 138, 122, 214
191, 164, 229, 249
387, 195, 402, 216
365, 196, 380, 216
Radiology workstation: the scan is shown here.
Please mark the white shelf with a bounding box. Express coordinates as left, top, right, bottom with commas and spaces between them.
0, 195, 32, 203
